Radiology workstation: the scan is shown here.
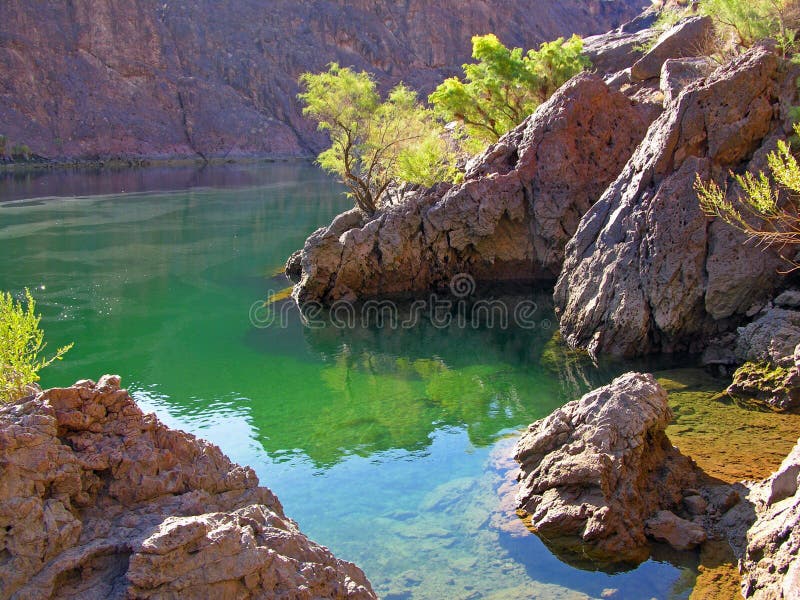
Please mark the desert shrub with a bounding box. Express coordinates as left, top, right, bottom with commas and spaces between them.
0, 289, 72, 402
699, 0, 800, 50
299, 64, 459, 215
695, 123, 800, 265
428, 34, 590, 151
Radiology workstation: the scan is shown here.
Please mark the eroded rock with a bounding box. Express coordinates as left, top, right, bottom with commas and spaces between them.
556, 45, 794, 357
660, 56, 716, 105
740, 438, 800, 599
630, 16, 714, 81
0, 376, 375, 600
645, 510, 707, 550
292, 73, 656, 305
513, 372, 702, 560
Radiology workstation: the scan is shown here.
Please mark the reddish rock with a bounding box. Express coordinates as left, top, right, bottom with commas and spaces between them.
292, 73, 655, 305
0, 376, 376, 600
0, 0, 647, 161
555, 45, 795, 357
513, 372, 702, 561
740, 439, 800, 599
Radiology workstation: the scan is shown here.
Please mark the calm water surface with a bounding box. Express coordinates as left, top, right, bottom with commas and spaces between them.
0, 163, 699, 599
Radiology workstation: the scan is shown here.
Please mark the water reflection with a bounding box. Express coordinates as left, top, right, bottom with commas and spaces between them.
0, 160, 314, 203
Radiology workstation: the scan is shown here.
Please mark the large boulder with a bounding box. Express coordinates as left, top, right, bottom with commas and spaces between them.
740, 438, 800, 599
736, 307, 800, 367
630, 16, 714, 81
513, 372, 701, 561
0, 376, 376, 600
292, 73, 656, 305
555, 45, 795, 357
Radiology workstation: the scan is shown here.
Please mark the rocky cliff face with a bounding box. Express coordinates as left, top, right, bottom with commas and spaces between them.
0, 376, 375, 600
0, 0, 647, 161
555, 44, 797, 357
291, 72, 656, 304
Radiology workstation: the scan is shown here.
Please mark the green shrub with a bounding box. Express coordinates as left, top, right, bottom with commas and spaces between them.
695, 123, 800, 265
699, 0, 800, 49
299, 63, 458, 215
0, 289, 72, 402
428, 34, 590, 150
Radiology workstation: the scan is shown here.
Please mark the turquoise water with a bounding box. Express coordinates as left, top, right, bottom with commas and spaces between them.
0, 163, 699, 599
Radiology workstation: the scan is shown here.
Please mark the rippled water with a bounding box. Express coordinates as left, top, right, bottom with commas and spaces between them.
0, 163, 702, 599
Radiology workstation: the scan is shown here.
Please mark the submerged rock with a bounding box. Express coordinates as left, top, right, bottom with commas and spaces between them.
0, 376, 376, 600
740, 438, 800, 599
556, 45, 794, 357
292, 73, 655, 304
645, 510, 707, 550
513, 372, 701, 560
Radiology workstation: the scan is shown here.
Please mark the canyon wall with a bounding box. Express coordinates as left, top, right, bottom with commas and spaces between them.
0, 0, 648, 161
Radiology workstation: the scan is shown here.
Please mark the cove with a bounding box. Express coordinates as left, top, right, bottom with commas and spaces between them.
1, 162, 703, 599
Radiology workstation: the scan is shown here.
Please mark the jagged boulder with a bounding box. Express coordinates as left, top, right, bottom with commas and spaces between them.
555, 45, 795, 357
583, 28, 657, 75
736, 308, 800, 367
630, 16, 714, 81
292, 72, 656, 305
660, 56, 716, 105
513, 372, 701, 561
740, 438, 800, 599
0, 376, 376, 600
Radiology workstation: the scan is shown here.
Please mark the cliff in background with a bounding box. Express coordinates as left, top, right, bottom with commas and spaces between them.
0, 0, 648, 161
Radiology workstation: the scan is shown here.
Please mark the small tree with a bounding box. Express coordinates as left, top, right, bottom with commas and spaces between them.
428, 34, 590, 151
699, 0, 800, 50
695, 124, 800, 261
0, 289, 72, 402
299, 64, 457, 215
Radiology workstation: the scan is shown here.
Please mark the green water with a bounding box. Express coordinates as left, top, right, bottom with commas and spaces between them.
0, 163, 699, 599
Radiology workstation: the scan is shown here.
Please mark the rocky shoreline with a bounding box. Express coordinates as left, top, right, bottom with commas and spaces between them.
514, 370, 800, 599
281, 11, 800, 598
0, 376, 376, 599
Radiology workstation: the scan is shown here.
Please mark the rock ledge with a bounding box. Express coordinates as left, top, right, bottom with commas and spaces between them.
0, 376, 376, 600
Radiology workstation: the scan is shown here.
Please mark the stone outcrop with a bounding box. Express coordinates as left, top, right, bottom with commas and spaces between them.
630, 16, 714, 81
555, 45, 795, 357
0, 0, 647, 161
740, 438, 800, 599
292, 72, 655, 304
513, 372, 702, 560
727, 344, 800, 413
0, 376, 376, 600
660, 56, 716, 106
736, 307, 800, 367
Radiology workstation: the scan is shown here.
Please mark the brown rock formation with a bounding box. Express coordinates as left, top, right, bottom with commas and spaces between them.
630, 16, 714, 81
0, 376, 376, 600
292, 72, 655, 304
513, 372, 702, 561
0, 0, 647, 161
739, 438, 800, 599
555, 45, 795, 357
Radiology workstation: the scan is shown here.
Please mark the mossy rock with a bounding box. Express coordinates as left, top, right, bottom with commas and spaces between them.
726, 361, 800, 413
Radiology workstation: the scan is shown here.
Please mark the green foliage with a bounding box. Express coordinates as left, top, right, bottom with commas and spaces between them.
299, 63, 458, 215
0, 289, 72, 403
695, 123, 800, 260
699, 0, 800, 49
10, 144, 31, 160
428, 34, 590, 148
0, 135, 6, 155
